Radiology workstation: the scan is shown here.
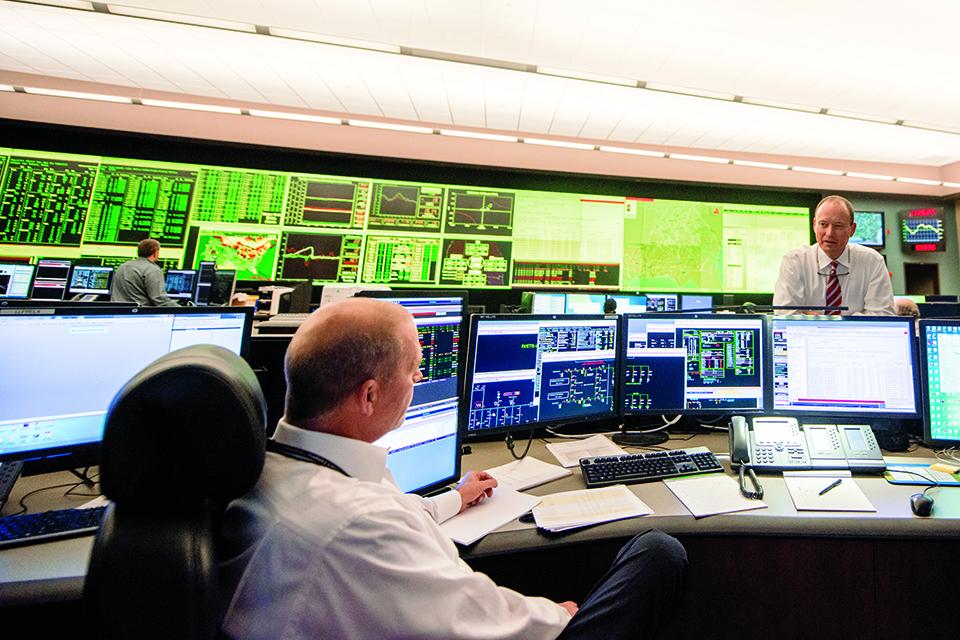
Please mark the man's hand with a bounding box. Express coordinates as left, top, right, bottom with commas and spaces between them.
558, 601, 579, 617
456, 470, 498, 513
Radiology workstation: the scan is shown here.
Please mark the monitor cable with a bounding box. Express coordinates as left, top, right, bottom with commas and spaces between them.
505, 428, 535, 460
612, 415, 680, 447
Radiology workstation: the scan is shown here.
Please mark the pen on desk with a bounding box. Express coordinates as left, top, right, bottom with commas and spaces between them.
818, 478, 842, 496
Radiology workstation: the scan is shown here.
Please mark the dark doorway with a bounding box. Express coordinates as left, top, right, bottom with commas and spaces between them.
904, 262, 940, 295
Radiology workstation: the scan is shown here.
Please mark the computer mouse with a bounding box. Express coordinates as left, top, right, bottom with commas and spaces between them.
910, 493, 934, 517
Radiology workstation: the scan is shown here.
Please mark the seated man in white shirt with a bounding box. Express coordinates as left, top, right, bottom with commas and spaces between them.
220, 297, 686, 640
773, 195, 894, 315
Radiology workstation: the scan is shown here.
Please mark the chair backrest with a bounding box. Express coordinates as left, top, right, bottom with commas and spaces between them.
84, 344, 267, 640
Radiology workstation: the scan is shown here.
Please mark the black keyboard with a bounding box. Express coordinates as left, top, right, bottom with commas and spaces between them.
0, 461, 23, 508
0, 505, 107, 549
580, 446, 724, 488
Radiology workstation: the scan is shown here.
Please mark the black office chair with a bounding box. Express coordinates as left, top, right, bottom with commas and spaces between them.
83, 345, 267, 640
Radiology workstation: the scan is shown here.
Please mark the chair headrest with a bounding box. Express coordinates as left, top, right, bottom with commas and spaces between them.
100, 344, 267, 504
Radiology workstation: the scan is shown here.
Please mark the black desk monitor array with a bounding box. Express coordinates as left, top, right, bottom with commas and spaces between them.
68, 265, 113, 299
357, 291, 467, 495
0, 263, 35, 299
0, 306, 254, 495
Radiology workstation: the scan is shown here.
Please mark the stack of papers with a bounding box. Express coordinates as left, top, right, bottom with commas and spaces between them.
545, 434, 626, 468
664, 473, 767, 518
532, 484, 652, 532
440, 488, 541, 545
783, 471, 875, 512
486, 456, 572, 491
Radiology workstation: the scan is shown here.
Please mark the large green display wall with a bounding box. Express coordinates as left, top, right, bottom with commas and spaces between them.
0, 146, 810, 292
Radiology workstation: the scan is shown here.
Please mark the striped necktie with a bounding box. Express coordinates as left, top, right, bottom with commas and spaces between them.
825, 260, 842, 315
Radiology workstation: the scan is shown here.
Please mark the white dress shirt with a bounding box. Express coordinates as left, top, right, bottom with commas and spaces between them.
772, 243, 894, 316
221, 420, 570, 640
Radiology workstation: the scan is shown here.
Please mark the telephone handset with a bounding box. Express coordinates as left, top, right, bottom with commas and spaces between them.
729, 416, 885, 473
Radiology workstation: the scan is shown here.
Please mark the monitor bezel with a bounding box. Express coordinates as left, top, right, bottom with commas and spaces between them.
165, 268, 198, 299
919, 319, 960, 447
67, 264, 113, 295
620, 312, 769, 416
355, 289, 468, 495
462, 313, 620, 438
0, 263, 36, 299
0, 305, 255, 473
770, 315, 920, 420
193, 261, 217, 305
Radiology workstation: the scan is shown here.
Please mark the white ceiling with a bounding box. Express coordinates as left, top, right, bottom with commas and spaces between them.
3, 0, 960, 166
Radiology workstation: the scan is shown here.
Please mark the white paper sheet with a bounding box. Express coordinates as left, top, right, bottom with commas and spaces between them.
532, 484, 651, 532
664, 473, 767, 518
545, 434, 626, 468
486, 456, 571, 491
783, 471, 875, 512
439, 488, 540, 545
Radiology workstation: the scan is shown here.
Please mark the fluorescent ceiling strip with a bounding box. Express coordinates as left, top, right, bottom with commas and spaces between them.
825, 109, 898, 125
597, 145, 666, 158
439, 129, 518, 143
943, 182, 960, 189
347, 119, 433, 134
645, 82, 736, 101
740, 96, 821, 113
107, 5, 257, 32
536, 66, 636, 87
141, 98, 241, 114
28, 0, 93, 9
24, 86, 131, 103
269, 27, 401, 54
248, 109, 341, 124
845, 171, 895, 181
0, 84, 14, 92
732, 159, 789, 170
896, 177, 942, 186
669, 153, 730, 164
902, 121, 960, 135
792, 165, 844, 176
522, 138, 594, 150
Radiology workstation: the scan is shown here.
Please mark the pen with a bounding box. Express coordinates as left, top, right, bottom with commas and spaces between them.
818, 478, 842, 496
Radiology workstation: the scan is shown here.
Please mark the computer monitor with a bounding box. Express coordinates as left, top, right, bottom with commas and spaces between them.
917, 302, 960, 319
193, 261, 217, 305
29, 259, 72, 300
926, 295, 959, 303
770, 316, 918, 418
0, 263, 35, 299
68, 265, 113, 296
464, 314, 619, 436
356, 291, 466, 495
165, 269, 197, 300
681, 294, 713, 311
919, 320, 960, 446
209, 269, 237, 306
529, 292, 567, 314
850, 211, 885, 248
645, 294, 678, 312
0, 306, 254, 474
621, 313, 766, 414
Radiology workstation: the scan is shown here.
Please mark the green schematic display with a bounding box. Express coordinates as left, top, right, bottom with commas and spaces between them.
362, 236, 440, 284
188, 228, 278, 280
83, 163, 195, 246
444, 188, 514, 236
440, 239, 511, 287
369, 183, 443, 232
0, 155, 98, 246
192, 167, 287, 225
622, 199, 809, 292
277, 231, 361, 282
283, 177, 368, 228
80, 255, 181, 271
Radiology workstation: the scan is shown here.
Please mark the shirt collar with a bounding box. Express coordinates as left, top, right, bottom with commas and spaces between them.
816, 244, 850, 273
272, 418, 388, 483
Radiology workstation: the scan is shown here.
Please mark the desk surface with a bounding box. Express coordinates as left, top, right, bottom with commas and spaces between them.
2, 433, 958, 607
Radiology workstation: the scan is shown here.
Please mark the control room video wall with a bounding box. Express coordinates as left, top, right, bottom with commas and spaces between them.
0, 146, 811, 292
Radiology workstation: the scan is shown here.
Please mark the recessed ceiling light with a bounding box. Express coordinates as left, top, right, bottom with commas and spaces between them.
347, 119, 433, 134
792, 165, 844, 176
645, 82, 736, 101
24, 87, 131, 103
597, 145, 666, 158
845, 171, 895, 181
942, 181, 960, 189
0, 85, 15, 92
901, 121, 960, 135
740, 97, 821, 113
522, 138, 595, 150
732, 159, 790, 170
439, 129, 518, 143
896, 177, 942, 186
669, 153, 730, 164
248, 109, 341, 125
141, 99, 242, 114
269, 28, 401, 54
825, 109, 898, 125
536, 67, 636, 87
27, 0, 94, 9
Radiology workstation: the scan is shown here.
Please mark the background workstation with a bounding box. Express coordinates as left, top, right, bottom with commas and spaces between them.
6, 2, 960, 637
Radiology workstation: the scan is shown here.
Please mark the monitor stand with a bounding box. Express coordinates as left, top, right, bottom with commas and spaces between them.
0, 460, 23, 509
612, 426, 669, 447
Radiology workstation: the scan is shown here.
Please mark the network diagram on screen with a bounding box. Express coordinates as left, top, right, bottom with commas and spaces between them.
0, 147, 810, 292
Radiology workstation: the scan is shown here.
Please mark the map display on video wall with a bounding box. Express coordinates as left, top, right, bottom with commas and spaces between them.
0, 146, 811, 291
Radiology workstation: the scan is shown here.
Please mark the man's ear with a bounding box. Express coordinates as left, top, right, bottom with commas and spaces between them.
356, 379, 379, 416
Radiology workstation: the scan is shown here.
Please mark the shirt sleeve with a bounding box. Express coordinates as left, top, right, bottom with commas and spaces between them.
144, 266, 180, 307
422, 489, 463, 524
772, 251, 806, 313
856, 253, 895, 316
311, 506, 571, 640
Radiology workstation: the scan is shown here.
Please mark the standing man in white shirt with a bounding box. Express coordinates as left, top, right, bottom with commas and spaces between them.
220, 297, 686, 640
773, 195, 895, 315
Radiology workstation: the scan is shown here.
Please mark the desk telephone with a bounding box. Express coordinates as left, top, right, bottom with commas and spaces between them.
729, 416, 885, 473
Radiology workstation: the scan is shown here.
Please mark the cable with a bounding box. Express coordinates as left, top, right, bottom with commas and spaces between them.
505, 428, 534, 460
738, 464, 764, 500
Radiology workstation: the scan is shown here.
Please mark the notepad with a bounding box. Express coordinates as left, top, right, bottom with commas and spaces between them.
486, 456, 571, 491
664, 473, 768, 518
783, 471, 875, 512
532, 484, 651, 532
